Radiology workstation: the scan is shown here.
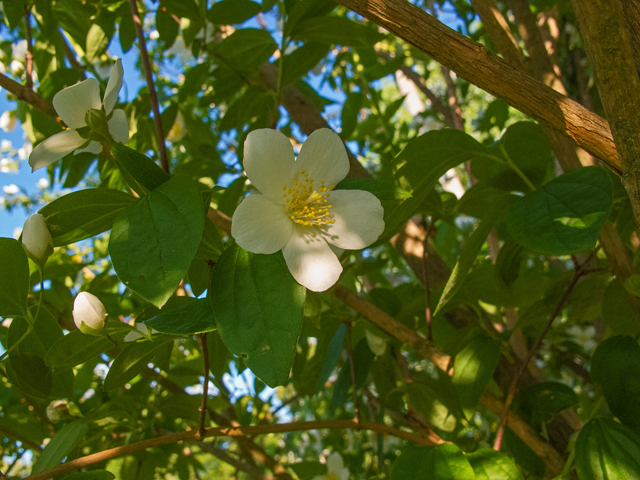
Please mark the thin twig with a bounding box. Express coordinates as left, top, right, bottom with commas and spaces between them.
24, 419, 435, 480
198, 332, 210, 438
24, 5, 33, 90
421, 220, 435, 341
128, 0, 169, 172
345, 321, 360, 423
493, 254, 597, 451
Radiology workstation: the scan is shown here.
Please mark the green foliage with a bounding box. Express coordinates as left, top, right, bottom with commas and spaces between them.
32, 421, 89, 474
0, 238, 29, 318
391, 444, 475, 479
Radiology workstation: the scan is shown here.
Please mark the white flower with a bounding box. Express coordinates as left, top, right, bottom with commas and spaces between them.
28, 59, 129, 172
1, 139, 12, 150
312, 452, 350, 480
11, 40, 27, 62
37, 178, 49, 189
166, 111, 186, 142
10, 60, 23, 76
3, 184, 19, 195
566, 325, 597, 353
166, 37, 193, 61
73, 292, 107, 333
46, 399, 69, 422
21, 213, 54, 261
0, 110, 17, 132
231, 129, 384, 292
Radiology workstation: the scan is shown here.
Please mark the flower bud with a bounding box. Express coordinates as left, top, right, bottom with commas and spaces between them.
21, 214, 54, 263
73, 292, 107, 334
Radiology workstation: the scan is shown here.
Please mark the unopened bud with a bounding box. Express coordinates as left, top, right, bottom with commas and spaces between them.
21, 214, 54, 262
73, 292, 107, 334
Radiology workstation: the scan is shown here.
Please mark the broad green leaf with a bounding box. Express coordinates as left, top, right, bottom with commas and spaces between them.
281, 42, 330, 86
514, 382, 579, 428
159, 0, 199, 19
212, 29, 278, 74
6, 307, 73, 399
471, 122, 553, 191
467, 449, 524, 480
624, 274, 640, 297
494, 239, 524, 289
591, 336, 640, 434
391, 444, 475, 480
32, 421, 89, 474
217, 176, 247, 216
45, 329, 115, 370
380, 129, 486, 240
145, 298, 216, 335
602, 280, 640, 336
0, 238, 29, 318
456, 183, 516, 219
220, 86, 274, 132
85, 24, 110, 63
291, 16, 385, 46
60, 471, 115, 480
103, 337, 175, 390
316, 323, 346, 393
331, 338, 375, 409
210, 0, 261, 24
195, 217, 224, 261
110, 143, 172, 197
210, 245, 306, 387
38, 188, 137, 246
407, 369, 463, 432
506, 167, 613, 255
156, 8, 179, 47
575, 417, 640, 480
109, 175, 204, 308
434, 212, 499, 316
334, 178, 411, 201
452, 335, 501, 412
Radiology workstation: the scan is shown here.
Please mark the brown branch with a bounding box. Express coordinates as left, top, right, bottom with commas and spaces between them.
571, 0, 640, 228
24, 420, 433, 480
334, 0, 620, 174
0, 73, 58, 119
24, 5, 33, 90
198, 332, 210, 438
345, 321, 361, 423
620, 0, 640, 79
128, 0, 169, 172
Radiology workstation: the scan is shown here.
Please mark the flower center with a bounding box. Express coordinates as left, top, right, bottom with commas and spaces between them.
283, 169, 335, 226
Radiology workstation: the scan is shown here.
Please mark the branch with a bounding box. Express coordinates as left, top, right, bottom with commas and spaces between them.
334, 0, 620, 174
23, 420, 434, 480
129, 0, 169, 172
198, 333, 210, 438
24, 5, 33, 90
571, 0, 640, 228
0, 73, 58, 119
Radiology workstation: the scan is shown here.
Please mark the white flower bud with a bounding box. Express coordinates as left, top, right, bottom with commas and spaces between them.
46, 399, 69, 423
73, 292, 107, 333
21, 214, 54, 262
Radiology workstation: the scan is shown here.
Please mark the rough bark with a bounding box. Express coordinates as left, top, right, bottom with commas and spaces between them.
334, 0, 620, 174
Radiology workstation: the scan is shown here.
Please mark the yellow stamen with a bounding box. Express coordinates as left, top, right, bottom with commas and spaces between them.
281, 172, 335, 227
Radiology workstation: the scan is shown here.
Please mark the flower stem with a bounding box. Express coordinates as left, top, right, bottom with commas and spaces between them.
198, 332, 210, 438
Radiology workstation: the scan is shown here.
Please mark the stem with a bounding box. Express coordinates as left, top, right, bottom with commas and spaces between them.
128, 0, 169, 172
24, 420, 436, 480
198, 332, 210, 438
346, 321, 360, 423
24, 5, 34, 90
421, 220, 435, 341
493, 255, 594, 451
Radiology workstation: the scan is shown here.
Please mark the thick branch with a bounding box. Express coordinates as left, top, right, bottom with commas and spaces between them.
0, 73, 58, 119
571, 0, 640, 228
334, 0, 620, 174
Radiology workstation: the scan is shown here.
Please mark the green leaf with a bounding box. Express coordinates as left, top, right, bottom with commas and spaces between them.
217, 176, 247, 216
391, 444, 475, 480
159, 0, 199, 19
334, 178, 411, 201
110, 143, 172, 197
514, 382, 579, 428
467, 449, 524, 480
45, 329, 115, 370
32, 421, 89, 474
281, 42, 330, 86
506, 166, 613, 255
156, 8, 179, 47
575, 417, 640, 480
380, 129, 486, 240
210, 0, 261, 24
195, 217, 224, 261
38, 188, 137, 246
60, 471, 115, 480
316, 323, 346, 393
103, 337, 175, 390
109, 175, 204, 308
452, 335, 501, 413
291, 16, 385, 46
624, 274, 640, 297
471, 122, 553, 191
331, 338, 375, 409
212, 29, 278, 74
85, 23, 110, 63
210, 245, 306, 387
0, 238, 29, 318
145, 298, 216, 335
407, 369, 463, 432
591, 335, 640, 434
434, 212, 499, 316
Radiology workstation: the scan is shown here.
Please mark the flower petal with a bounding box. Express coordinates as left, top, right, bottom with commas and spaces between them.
327, 452, 345, 475
29, 130, 86, 171
324, 190, 385, 249
231, 193, 293, 254
103, 58, 124, 114
243, 129, 295, 203
108, 109, 130, 143
75, 141, 102, 155
53, 78, 101, 129
283, 226, 342, 292
295, 128, 350, 188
